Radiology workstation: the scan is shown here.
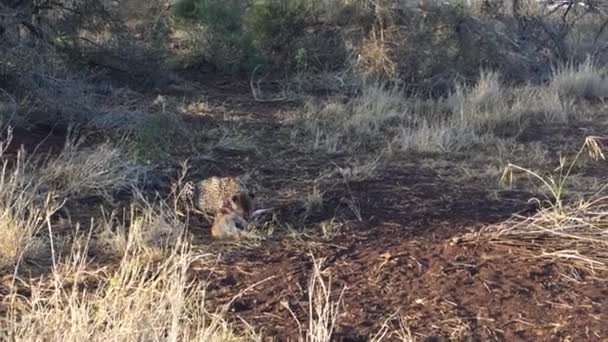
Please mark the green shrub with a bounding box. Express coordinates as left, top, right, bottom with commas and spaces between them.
250, 0, 309, 70
172, 0, 264, 74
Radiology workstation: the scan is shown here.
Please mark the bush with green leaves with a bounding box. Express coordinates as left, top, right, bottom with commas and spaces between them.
173, 0, 328, 73
172, 0, 264, 74
249, 0, 310, 70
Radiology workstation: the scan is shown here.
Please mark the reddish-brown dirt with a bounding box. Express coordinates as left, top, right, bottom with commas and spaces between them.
11, 74, 608, 341
195, 234, 607, 341
173, 77, 607, 341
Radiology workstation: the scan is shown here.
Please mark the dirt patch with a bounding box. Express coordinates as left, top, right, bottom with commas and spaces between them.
194, 225, 607, 340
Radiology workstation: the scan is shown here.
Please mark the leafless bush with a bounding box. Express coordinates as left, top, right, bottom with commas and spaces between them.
0, 0, 173, 130
0, 3, 98, 126
353, 2, 512, 92
350, 0, 608, 93
51, 0, 171, 88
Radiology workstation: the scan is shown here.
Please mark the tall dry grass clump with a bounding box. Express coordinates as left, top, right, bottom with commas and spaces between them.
305, 255, 345, 342
447, 71, 508, 129
2, 234, 247, 341
289, 74, 508, 153
294, 82, 410, 152
549, 58, 608, 101
0, 129, 62, 272
446, 69, 575, 128
297, 61, 605, 155
39, 135, 145, 202
95, 192, 188, 260
0, 127, 146, 271
464, 136, 608, 274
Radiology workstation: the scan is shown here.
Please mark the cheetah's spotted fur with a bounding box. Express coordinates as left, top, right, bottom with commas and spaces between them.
193, 176, 255, 220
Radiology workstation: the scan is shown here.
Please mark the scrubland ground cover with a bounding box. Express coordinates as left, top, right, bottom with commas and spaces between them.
2, 0, 608, 340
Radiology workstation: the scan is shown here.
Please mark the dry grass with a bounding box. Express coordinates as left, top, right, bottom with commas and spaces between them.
550, 58, 608, 101
392, 317, 415, 342
465, 136, 608, 274
319, 218, 343, 240
0, 126, 353, 341
471, 194, 608, 273
511, 85, 573, 123
289, 75, 508, 153
3, 236, 249, 341
391, 118, 487, 153
304, 186, 324, 216
294, 82, 409, 153
331, 153, 384, 183
0, 130, 62, 272
305, 256, 345, 342
2, 208, 350, 341
282, 254, 345, 342
446, 71, 506, 128
211, 125, 258, 153
0, 127, 144, 270
95, 193, 188, 261
0, 156, 251, 341
40, 135, 145, 202
447, 70, 574, 130
296, 63, 605, 155
371, 313, 415, 342
356, 29, 398, 80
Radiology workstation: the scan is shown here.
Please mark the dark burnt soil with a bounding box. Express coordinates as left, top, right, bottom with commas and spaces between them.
12, 75, 608, 341
194, 234, 607, 341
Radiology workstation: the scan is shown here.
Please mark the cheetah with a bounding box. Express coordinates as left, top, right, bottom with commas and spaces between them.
192, 176, 256, 222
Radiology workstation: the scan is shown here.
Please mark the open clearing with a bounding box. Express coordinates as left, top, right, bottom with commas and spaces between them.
6, 70, 607, 341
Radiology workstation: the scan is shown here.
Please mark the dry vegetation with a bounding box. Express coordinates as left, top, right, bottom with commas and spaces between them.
463, 136, 608, 273
1, 0, 608, 340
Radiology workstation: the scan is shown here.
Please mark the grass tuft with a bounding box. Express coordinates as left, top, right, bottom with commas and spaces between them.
41, 135, 145, 202
550, 58, 608, 101
0, 128, 62, 272
466, 136, 608, 274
